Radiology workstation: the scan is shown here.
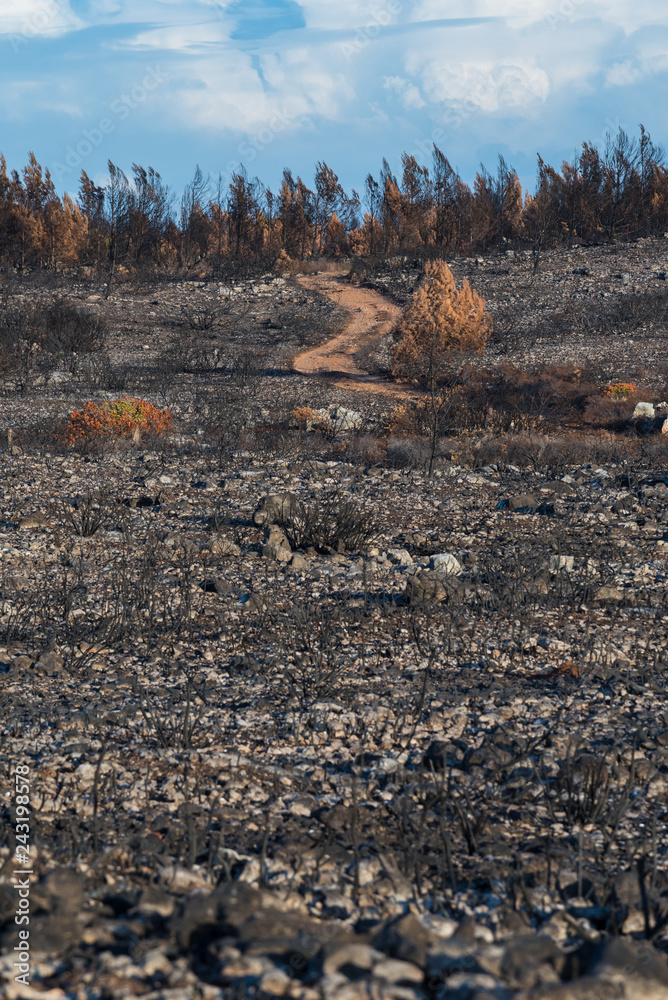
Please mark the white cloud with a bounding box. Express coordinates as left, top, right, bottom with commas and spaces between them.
422, 60, 550, 112
606, 59, 643, 87
121, 22, 231, 50
402, 24, 554, 116
0, 0, 82, 39
384, 75, 425, 109
166, 53, 272, 131
261, 49, 356, 116
159, 48, 353, 136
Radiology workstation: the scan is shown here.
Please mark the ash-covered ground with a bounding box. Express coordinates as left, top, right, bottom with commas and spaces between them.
1, 245, 668, 999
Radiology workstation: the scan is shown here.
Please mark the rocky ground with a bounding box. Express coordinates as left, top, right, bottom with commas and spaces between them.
0, 245, 668, 999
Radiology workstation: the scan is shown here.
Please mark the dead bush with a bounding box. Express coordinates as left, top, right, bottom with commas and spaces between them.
386, 436, 432, 468
596, 285, 668, 335
160, 336, 224, 375
274, 488, 378, 553
181, 301, 221, 331
11, 417, 70, 454
583, 394, 634, 431
53, 490, 122, 537
0, 299, 107, 394
341, 433, 387, 467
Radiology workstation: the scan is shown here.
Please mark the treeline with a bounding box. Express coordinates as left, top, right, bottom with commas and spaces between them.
1, 125, 667, 282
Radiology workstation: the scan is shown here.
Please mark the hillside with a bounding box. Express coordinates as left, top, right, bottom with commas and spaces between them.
1, 243, 668, 999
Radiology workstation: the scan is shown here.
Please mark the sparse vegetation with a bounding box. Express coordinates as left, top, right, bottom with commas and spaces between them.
0, 299, 107, 394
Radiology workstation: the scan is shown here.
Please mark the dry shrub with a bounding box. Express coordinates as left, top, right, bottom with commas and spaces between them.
386, 364, 658, 465
66, 398, 172, 446
386, 436, 431, 468
459, 431, 657, 471
274, 489, 378, 553
596, 284, 668, 334
181, 302, 221, 331
54, 490, 120, 537
0, 299, 107, 394
467, 433, 596, 471
472, 364, 601, 428
292, 406, 316, 428
12, 418, 70, 454
583, 394, 634, 431
387, 401, 434, 438
342, 433, 387, 467
290, 406, 333, 433
440, 432, 539, 470
274, 250, 297, 275
388, 381, 536, 439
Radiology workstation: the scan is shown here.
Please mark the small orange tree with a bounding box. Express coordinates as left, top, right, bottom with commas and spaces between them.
392, 260, 492, 383
391, 260, 492, 474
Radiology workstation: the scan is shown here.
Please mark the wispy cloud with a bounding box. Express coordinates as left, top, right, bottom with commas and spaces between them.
119, 22, 232, 51
0, 0, 82, 41
606, 59, 643, 87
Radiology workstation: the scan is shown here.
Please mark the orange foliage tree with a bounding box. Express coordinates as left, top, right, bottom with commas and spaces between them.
391, 260, 492, 475
391, 260, 491, 384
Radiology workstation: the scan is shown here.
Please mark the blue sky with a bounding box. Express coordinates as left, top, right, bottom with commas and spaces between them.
1, 0, 668, 206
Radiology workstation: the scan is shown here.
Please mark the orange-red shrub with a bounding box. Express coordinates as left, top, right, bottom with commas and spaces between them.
66, 398, 172, 445
604, 382, 637, 399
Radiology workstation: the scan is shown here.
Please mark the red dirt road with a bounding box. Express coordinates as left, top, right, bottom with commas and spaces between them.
293, 272, 416, 398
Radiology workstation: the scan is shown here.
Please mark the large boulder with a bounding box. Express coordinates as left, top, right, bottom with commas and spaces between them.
253, 491, 304, 527
633, 401, 655, 419
507, 493, 538, 512
549, 555, 574, 573
386, 548, 413, 566
314, 405, 364, 432
262, 526, 292, 562
429, 552, 462, 575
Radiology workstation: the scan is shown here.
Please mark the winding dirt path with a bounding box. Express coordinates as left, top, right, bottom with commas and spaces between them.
293, 272, 416, 399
